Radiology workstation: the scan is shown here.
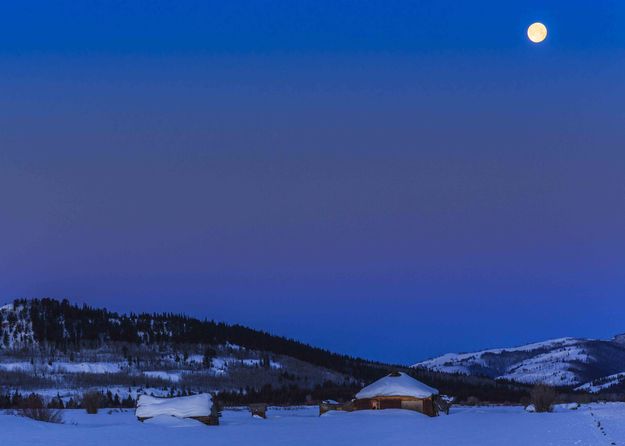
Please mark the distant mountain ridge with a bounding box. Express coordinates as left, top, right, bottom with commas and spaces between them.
412, 336, 625, 392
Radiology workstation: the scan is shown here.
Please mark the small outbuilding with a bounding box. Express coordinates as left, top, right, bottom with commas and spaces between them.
353, 372, 439, 417
319, 399, 345, 416
136, 393, 219, 425
249, 403, 268, 419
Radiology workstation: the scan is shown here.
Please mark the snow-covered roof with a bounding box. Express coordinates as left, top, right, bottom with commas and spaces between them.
136, 393, 213, 419
356, 372, 438, 399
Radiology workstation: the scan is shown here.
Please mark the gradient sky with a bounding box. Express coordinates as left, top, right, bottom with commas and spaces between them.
1, 1, 625, 364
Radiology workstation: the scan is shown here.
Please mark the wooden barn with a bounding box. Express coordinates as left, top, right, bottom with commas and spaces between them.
353, 372, 439, 417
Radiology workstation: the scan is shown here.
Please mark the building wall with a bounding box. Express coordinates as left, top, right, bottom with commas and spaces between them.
353, 396, 436, 417
401, 399, 423, 411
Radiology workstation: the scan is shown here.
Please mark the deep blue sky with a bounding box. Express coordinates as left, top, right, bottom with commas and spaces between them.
1, 1, 625, 364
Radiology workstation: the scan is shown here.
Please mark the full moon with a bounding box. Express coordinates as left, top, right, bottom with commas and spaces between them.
527, 22, 547, 43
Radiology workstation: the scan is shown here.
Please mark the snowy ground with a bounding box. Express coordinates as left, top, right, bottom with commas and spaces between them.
1, 403, 624, 446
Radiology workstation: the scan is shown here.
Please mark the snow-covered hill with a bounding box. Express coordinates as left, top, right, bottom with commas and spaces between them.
412, 337, 625, 388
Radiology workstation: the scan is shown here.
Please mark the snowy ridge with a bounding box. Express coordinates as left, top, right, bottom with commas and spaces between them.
412, 338, 582, 377
497, 344, 592, 386
413, 338, 579, 370
413, 336, 625, 387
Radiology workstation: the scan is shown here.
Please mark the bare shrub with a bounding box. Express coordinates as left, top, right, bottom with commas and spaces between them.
530, 384, 557, 413
82, 391, 102, 414
434, 395, 452, 414
18, 393, 63, 423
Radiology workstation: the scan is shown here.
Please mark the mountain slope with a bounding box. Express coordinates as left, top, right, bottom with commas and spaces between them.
413, 337, 625, 387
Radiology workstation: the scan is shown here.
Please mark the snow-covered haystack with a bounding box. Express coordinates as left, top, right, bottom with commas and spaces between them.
136, 394, 218, 425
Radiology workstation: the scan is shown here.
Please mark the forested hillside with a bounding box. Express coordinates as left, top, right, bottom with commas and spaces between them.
2, 298, 390, 382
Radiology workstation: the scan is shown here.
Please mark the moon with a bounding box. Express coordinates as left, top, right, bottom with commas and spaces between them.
527, 22, 547, 43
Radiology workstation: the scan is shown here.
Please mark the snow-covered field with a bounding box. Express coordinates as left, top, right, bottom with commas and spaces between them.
2, 403, 624, 446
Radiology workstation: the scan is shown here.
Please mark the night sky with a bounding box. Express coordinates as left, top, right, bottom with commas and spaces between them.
2, 1, 625, 364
